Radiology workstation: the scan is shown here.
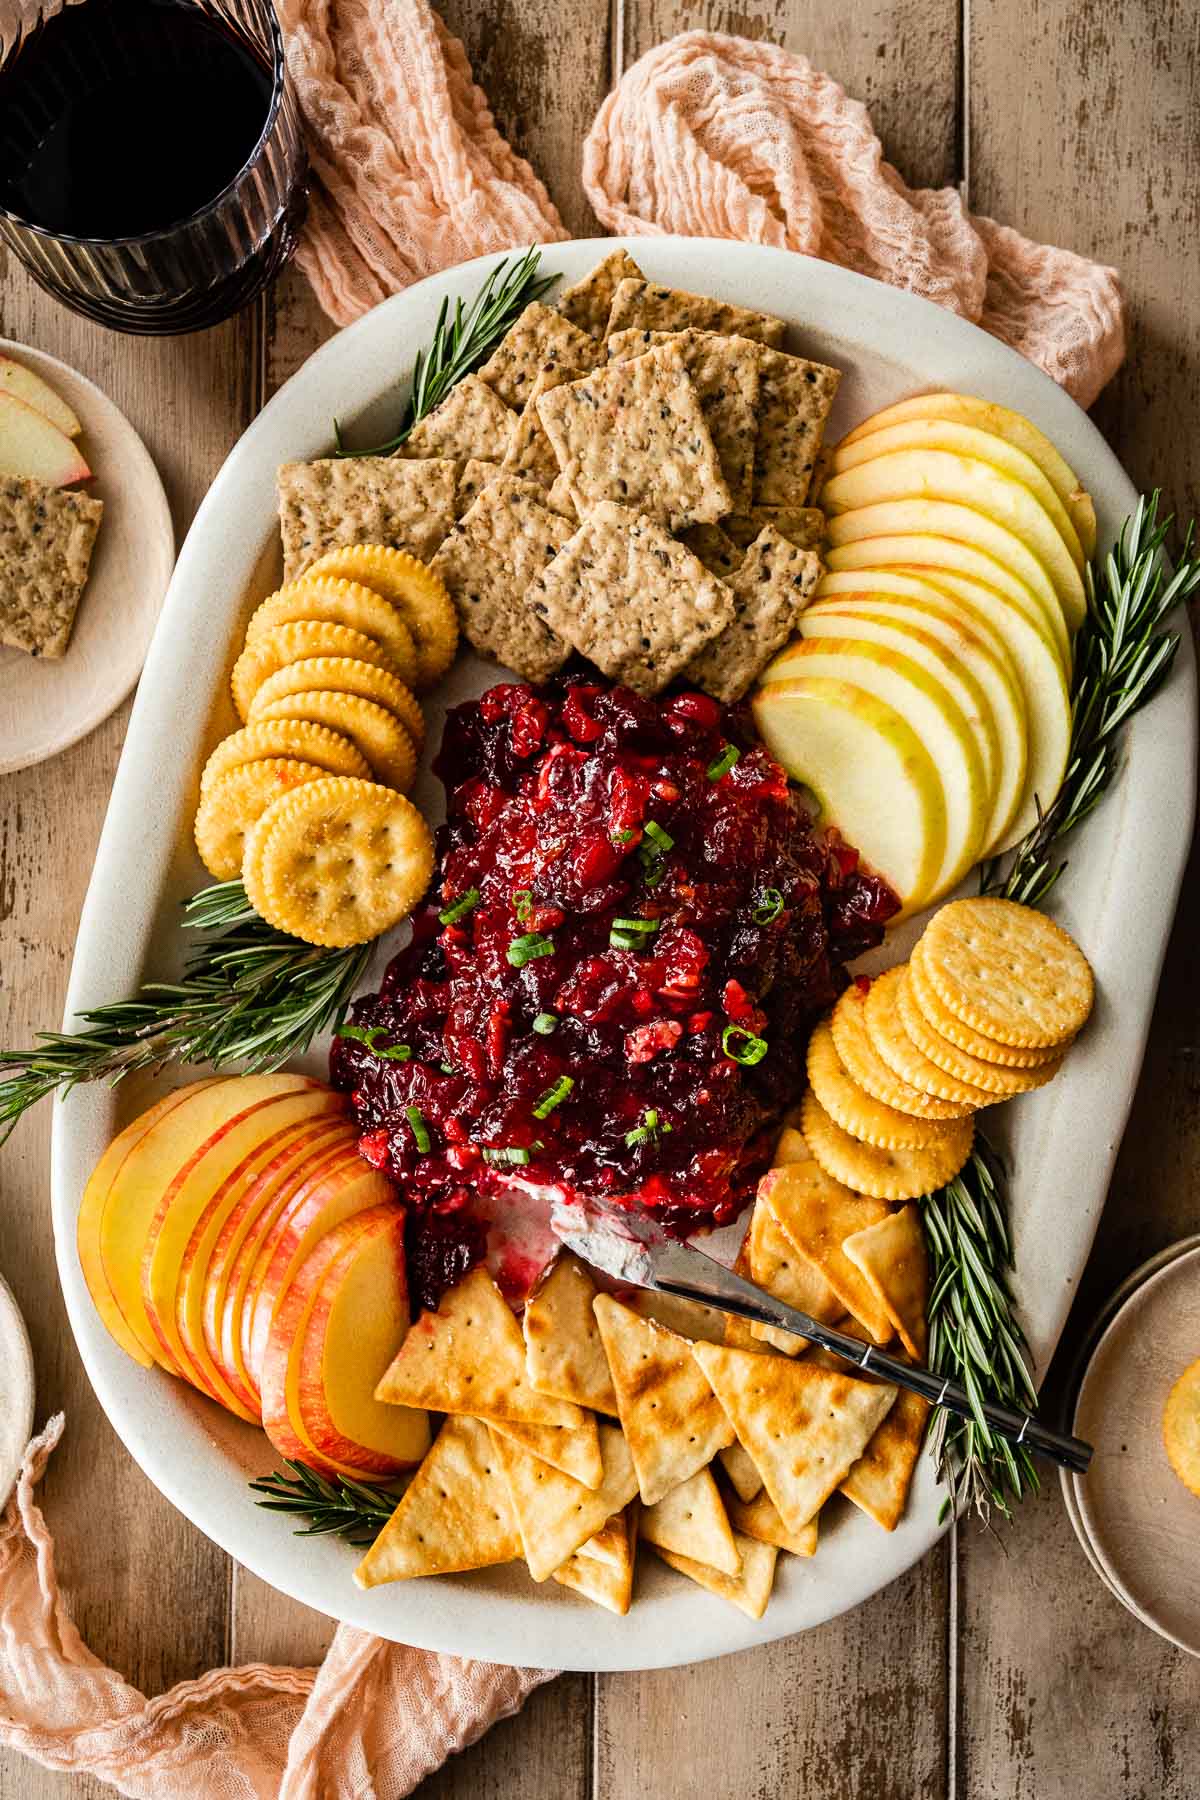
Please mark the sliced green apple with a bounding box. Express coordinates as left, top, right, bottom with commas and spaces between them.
760, 636, 990, 899
820, 451, 1086, 629
0, 355, 82, 437
825, 500, 1074, 654
838, 392, 1096, 557
827, 418, 1084, 570
801, 596, 1026, 854
750, 674, 945, 912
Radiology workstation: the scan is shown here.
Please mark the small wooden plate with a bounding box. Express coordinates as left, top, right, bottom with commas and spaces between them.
1070, 1243, 1200, 1657
0, 1271, 34, 1506
0, 340, 174, 775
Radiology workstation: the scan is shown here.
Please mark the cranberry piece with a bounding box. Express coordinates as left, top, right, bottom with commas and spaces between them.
626, 1019, 684, 1063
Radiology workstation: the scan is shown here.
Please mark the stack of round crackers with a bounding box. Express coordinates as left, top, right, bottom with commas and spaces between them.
194, 545, 457, 946
802, 898, 1095, 1201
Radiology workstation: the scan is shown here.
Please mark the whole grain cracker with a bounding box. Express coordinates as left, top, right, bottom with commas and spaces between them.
528, 501, 734, 697
252, 688, 416, 792
245, 576, 419, 688
299, 545, 457, 691
0, 475, 103, 657
806, 1016, 959, 1150
248, 653, 424, 750
908, 939, 1067, 1066
194, 757, 330, 882
277, 457, 457, 580
500, 368, 569, 489
354, 1416, 519, 1587
455, 457, 502, 517
200, 720, 370, 793
759, 1159, 894, 1342
476, 301, 599, 410
680, 522, 744, 580
896, 965, 1064, 1096
682, 525, 821, 704
752, 348, 842, 507
830, 981, 974, 1120
593, 1295, 734, 1506
863, 968, 994, 1107
724, 505, 827, 552
607, 326, 761, 510
231, 619, 399, 722
557, 249, 646, 338
649, 1531, 778, 1620
241, 775, 433, 947
397, 372, 515, 465
536, 343, 732, 529
640, 1467, 740, 1575
430, 474, 572, 682
605, 276, 786, 347
919, 897, 1095, 1048
801, 1088, 974, 1202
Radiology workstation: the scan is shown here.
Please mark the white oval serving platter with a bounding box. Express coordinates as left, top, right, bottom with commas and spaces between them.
49, 240, 1196, 1671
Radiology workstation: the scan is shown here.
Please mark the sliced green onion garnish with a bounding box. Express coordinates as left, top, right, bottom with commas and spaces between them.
507, 932, 555, 967
483, 1145, 532, 1166
532, 1012, 559, 1035
611, 827, 635, 845
610, 916, 660, 950
338, 1023, 412, 1061
512, 889, 533, 924
533, 1075, 575, 1119
406, 1106, 431, 1152
753, 888, 784, 924
707, 744, 740, 781
439, 887, 480, 926
625, 1107, 672, 1146
643, 820, 675, 853
721, 1024, 768, 1066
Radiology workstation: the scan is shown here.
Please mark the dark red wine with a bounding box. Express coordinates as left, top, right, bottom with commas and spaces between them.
0, 0, 274, 238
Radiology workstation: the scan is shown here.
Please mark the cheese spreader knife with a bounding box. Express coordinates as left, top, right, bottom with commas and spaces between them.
554, 1208, 1093, 1477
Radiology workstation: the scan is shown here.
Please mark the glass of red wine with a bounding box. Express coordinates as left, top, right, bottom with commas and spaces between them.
0, 0, 308, 334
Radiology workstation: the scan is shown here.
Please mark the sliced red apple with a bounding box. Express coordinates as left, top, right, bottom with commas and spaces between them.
0, 355, 82, 437
0, 390, 91, 485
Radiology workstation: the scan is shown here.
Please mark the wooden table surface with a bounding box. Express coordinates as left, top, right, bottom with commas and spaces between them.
2, 2, 1198, 1795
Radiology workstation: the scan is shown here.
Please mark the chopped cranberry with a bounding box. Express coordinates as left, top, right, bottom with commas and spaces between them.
625, 1019, 684, 1063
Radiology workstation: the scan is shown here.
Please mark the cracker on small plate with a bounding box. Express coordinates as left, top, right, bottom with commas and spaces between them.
529, 501, 734, 697
682, 524, 821, 704
752, 349, 842, 507
476, 300, 599, 410
397, 372, 515, 465
536, 344, 732, 530
606, 276, 787, 347
0, 475, 103, 658
430, 474, 573, 683
277, 456, 457, 580
607, 327, 761, 511
557, 248, 646, 338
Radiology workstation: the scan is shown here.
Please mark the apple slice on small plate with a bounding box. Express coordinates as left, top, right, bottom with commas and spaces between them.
0, 352, 82, 437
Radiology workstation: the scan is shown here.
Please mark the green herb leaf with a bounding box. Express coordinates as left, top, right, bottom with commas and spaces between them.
250, 1461, 401, 1545
752, 888, 784, 924
338, 1023, 411, 1062
531, 1012, 559, 1035
406, 1105, 431, 1153
482, 1145, 532, 1166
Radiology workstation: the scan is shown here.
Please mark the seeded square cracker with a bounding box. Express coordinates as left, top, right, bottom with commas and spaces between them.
431, 474, 572, 683
557, 249, 646, 338
605, 277, 786, 348
536, 343, 732, 531
529, 501, 734, 697
608, 327, 760, 512
476, 302, 599, 411
725, 505, 826, 551
0, 475, 103, 658
500, 369, 568, 490
683, 526, 820, 704
752, 350, 841, 507
278, 456, 458, 579
680, 522, 744, 580
398, 373, 515, 465
456, 458, 502, 516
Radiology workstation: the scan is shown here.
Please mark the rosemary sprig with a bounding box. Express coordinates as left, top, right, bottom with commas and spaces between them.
980, 490, 1198, 905
334, 246, 558, 458
0, 880, 369, 1142
250, 1460, 402, 1545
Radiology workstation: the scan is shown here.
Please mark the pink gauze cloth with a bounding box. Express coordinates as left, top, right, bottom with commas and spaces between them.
1, 1418, 552, 1798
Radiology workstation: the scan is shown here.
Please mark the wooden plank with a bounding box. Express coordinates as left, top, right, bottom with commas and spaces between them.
961, 2, 1200, 1794
419, 1674, 592, 1800
0, 251, 259, 1797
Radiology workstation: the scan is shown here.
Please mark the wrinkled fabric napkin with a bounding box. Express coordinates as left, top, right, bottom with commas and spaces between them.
1, 5, 1127, 1797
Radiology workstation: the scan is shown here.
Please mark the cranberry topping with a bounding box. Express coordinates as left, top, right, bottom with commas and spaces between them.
331, 677, 899, 1301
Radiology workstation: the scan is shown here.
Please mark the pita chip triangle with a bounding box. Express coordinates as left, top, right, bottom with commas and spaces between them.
719, 1441, 764, 1502
747, 1190, 843, 1355
552, 1503, 637, 1613
631, 1288, 728, 1344
840, 1380, 930, 1530
375, 1266, 583, 1428
640, 1467, 740, 1575
723, 1236, 763, 1352
489, 1411, 603, 1488
773, 1124, 810, 1165
842, 1204, 929, 1358
523, 1252, 618, 1415
490, 1420, 640, 1582
726, 1486, 818, 1557
593, 1295, 735, 1505
354, 1415, 518, 1586
692, 1340, 897, 1534
762, 1160, 894, 1343
650, 1531, 778, 1619
575, 1507, 632, 1568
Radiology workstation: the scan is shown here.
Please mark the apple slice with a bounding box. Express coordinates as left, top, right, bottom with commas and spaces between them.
0, 355, 82, 437
760, 635, 990, 900
820, 451, 1086, 629
825, 500, 1074, 653
0, 391, 91, 486
78, 1079, 220, 1369
837, 392, 1096, 557
824, 530, 1070, 674
751, 675, 945, 913
827, 419, 1085, 571
800, 597, 1026, 855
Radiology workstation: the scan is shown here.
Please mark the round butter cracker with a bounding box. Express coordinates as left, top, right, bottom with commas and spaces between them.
918, 897, 1094, 1049
200, 720, 371, 794
248, 654, 425, 751
830, 981, 973, 1121
896, 966, 1064, 1097
863, 967, 994, 1109
194, 758, 329, 881
252, 689, 417, 793
806, 1017, 958, 1149
232, 620, 399, 722
301, 545, 458, 691
908, 939, 1067, 1066
246, 576, 419, 689
801, 1088, 973, 1202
